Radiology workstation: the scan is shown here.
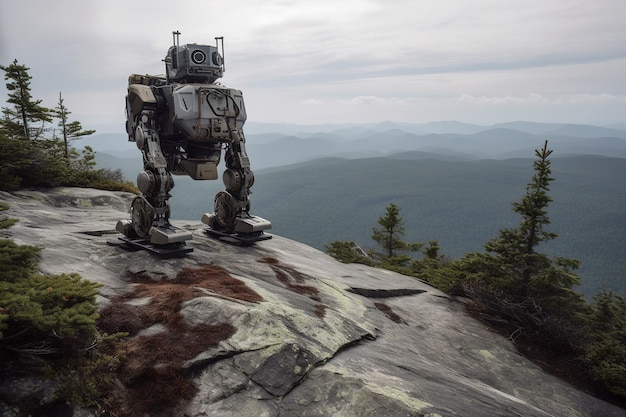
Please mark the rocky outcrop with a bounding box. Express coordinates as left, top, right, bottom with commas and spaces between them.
1, 187, 624, 417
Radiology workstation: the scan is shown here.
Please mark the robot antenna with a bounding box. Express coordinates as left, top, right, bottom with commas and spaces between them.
215, 36, 225, 72
172, 30, 181, 48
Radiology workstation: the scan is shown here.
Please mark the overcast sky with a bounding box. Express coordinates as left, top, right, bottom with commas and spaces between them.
1, 0, 625, 132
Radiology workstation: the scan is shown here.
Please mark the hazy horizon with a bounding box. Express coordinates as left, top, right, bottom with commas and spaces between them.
77, 119, 626, 139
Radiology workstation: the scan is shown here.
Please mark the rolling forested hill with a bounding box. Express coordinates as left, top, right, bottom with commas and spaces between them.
91, 121, 626, 298
145, 153, 626, 299
248, 155, 626, 299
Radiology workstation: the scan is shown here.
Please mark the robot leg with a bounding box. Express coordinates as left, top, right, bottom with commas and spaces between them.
202, 133, 271, 242
117, 111, 192, 246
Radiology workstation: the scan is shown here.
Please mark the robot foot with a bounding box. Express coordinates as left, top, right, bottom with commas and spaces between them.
147, 223, 193, 245
116, 236, 193, 257
115, 219, 193, 256
201, 213, 272, 246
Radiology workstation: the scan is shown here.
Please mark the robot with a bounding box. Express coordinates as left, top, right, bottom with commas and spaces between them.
116, 32, 271, 253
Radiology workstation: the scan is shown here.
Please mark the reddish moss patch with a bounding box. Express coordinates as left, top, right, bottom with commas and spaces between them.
258, 257, 329, 321
273, 267, 321, 300
259, 257, 321, 302
116, 321, 236, 417
258, 257, 280, 265
374, 302, 407, 325
314, 304, 327, 319
123, 264, 264, 304
97, 302, 144, 336
123, 365, 197, 413
97, 265, 257, 417
175, 265, 264, 303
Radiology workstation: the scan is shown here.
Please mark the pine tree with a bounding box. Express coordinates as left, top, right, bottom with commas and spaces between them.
0, 59, 52, 140
482, 140, 581, 300
371, 203, 422, 267
423, 240, 441, 260
54, 92, 95, 159
0, 65, 109, 190
449, 140, 584, 316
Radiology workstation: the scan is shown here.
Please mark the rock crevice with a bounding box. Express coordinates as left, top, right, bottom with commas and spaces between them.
348, 287, 428, 298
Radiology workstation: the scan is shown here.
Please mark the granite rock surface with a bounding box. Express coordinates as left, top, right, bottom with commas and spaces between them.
1, 187, 624, 417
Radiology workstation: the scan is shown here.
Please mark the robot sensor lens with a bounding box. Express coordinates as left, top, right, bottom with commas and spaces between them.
212, 52, 223, 66
191, 50, 207, 64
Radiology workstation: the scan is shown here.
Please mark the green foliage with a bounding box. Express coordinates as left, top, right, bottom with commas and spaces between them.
53, 332, 127, 409
53, 92, 95, 159
1, 269, 101, 345
0, 134, 34, 190
422, 240, 442, 260
0, 239, 41, 283
0, 133, 69, 189
0, 59, 52, 140
4, 273, 101, 336
0, 237, 105, 409
449, 142, 583, 309
426, 144, 590, 347
416, 143, 625, 401
0, 202, 18, 229
0, 126, 136, 193
482, 141, 562, 298
528, 258, 586, 316
409, 241, 451, 290
327, 205, 447, 280
0, 217, 99, 343
0, 216, 125, 412
88, 168, 139, 193
416, 263, 459, 293
0, 59, 136, 194
325, 241, 374, 265
23, 137, 73, 186
585, 291, 626, 398
371, 203, 423, 267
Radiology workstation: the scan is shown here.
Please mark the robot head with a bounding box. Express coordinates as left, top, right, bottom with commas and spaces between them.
165, 39, 224, 83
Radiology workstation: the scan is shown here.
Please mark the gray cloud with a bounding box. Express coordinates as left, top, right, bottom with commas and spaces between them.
1, 0, 625, 129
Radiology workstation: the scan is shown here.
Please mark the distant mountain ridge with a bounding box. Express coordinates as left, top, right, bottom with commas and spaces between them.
244, 120, 626, 136
86, 120, 626, 172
